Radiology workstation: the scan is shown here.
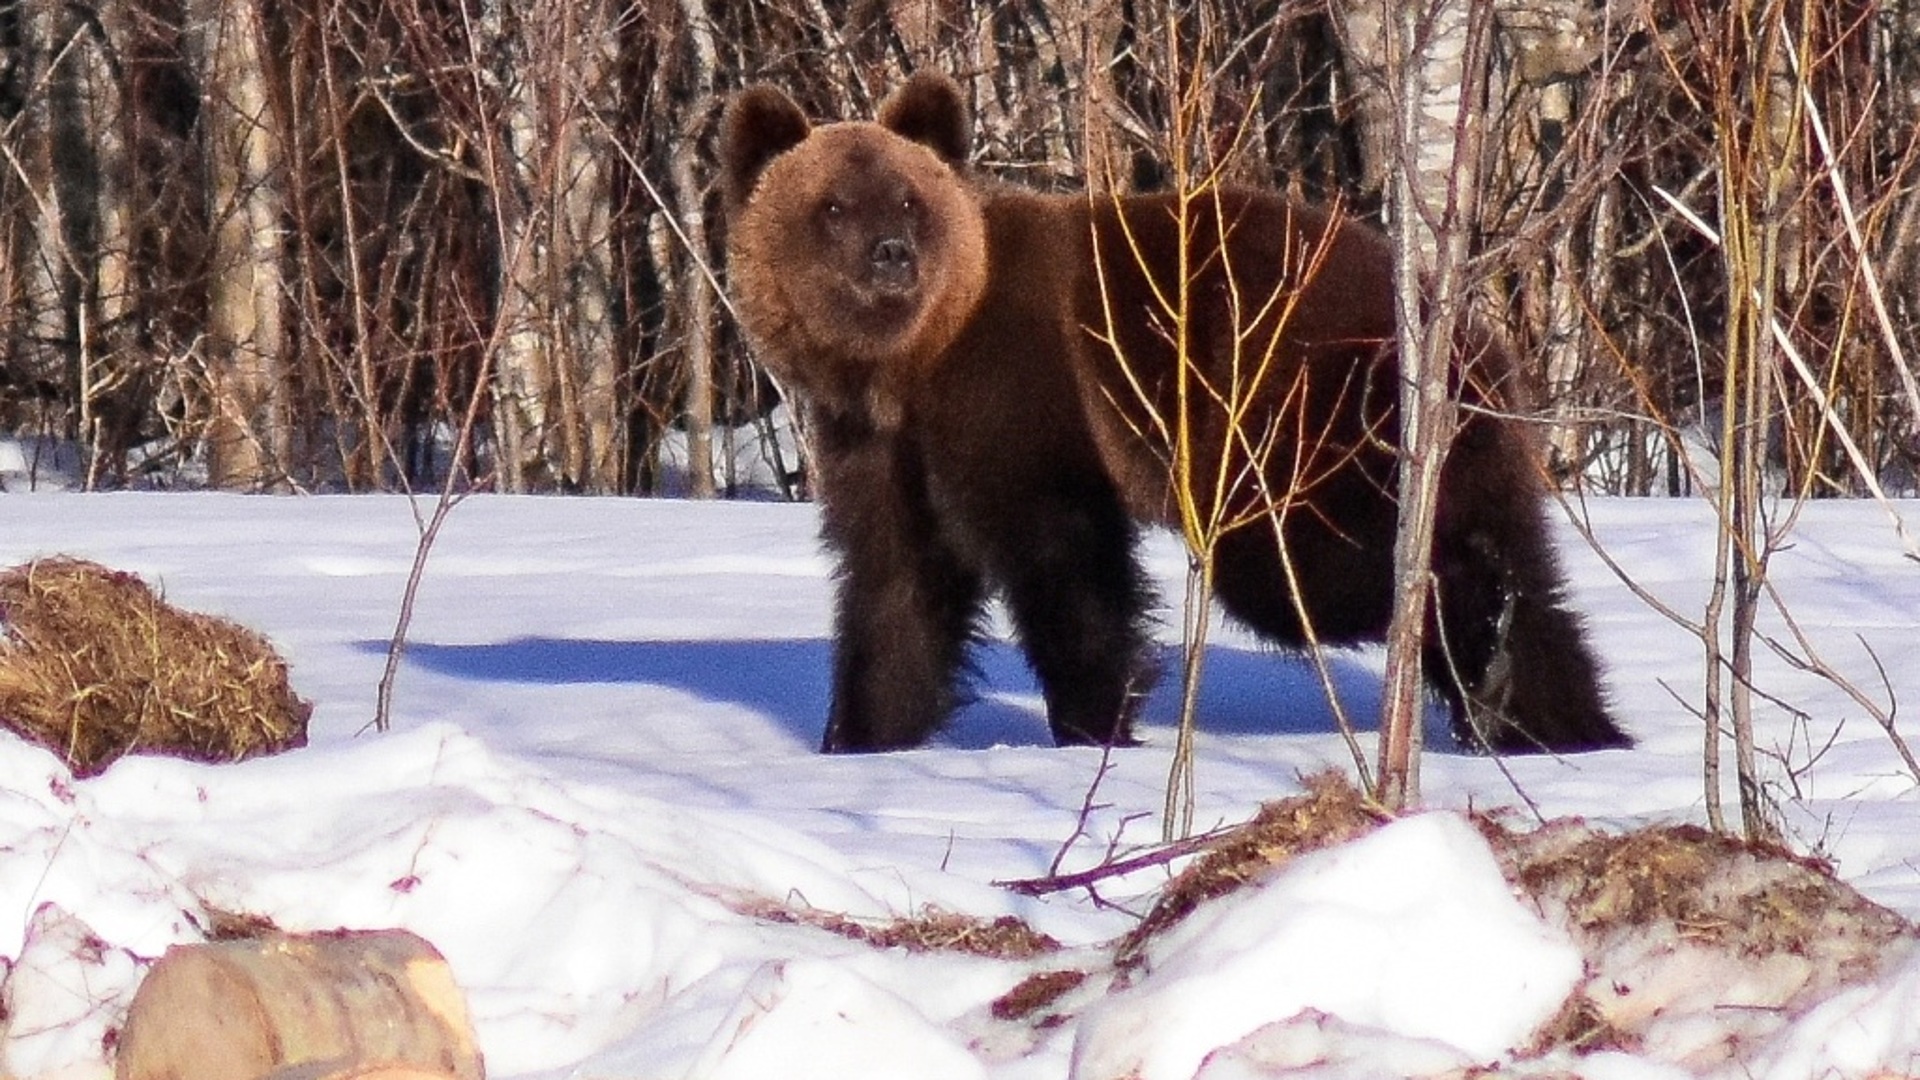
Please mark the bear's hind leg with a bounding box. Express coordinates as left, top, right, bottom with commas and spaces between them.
1420, 397, 1629, 753
990, 486, 1157, 748
1427, 527, 1629, 754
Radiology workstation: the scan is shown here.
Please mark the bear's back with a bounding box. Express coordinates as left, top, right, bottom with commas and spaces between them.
955, 186, 1403, 526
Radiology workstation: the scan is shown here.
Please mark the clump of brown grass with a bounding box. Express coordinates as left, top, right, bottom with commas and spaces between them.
0, 557, 311, 777
1489, 819, 1914, 961
991, 969, 1089, 1023
853, 909, 1062, 958
746, 900, 1063, 960
1115, 771, 1391, 969
193, 904, 285, 942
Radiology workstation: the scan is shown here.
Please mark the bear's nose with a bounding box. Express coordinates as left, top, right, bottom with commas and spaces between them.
869, 237, 916, 290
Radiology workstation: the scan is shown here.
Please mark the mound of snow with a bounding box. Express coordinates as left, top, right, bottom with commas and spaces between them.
686, 959, 989, 1080
1735, 945, 1920, 1080
1071, 813, 1582, 1079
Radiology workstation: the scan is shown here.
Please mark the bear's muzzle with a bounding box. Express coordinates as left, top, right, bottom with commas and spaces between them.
868, 236, 917, 293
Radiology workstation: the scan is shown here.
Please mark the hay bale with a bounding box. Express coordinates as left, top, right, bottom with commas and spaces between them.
0, 557, 310, 777
115, 929, 483, 1080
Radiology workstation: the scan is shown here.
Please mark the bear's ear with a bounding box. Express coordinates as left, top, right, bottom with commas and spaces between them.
877, 73, 969, 168
720, 85, 812, 209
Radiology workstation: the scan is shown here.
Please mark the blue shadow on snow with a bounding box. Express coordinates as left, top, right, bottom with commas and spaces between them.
374, 636, 1442, 751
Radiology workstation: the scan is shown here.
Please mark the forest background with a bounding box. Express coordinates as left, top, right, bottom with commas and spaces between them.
0, 0, 1916, 503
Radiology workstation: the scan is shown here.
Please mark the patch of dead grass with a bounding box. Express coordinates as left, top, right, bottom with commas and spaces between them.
745, 901, 1062, 960
991, 969, 1088, 1023
1483, 814, 1918, 1061
1486, 817, 1913, 966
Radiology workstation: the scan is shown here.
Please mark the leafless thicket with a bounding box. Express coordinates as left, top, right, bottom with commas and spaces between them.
0, 0, 1912, 498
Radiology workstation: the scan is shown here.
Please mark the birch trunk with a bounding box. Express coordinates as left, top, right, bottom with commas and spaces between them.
15, 1, 81, 447
1539, 79, 1582, 471
199, 0, 285, 490
554, 7, 621, 492
1502, 0, 1604, 474
674, 0, 718, 498
1335, 0, 1488, 807
490, 0, 556, 494
1334, 0, 1476, 268
489, 0, 621, 493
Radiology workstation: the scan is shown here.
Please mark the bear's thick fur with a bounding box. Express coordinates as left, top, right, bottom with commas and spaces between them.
721, 73, 1628, 755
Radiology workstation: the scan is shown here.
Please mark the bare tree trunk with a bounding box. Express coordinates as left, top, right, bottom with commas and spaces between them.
1500, 1, 1609, 477
74, 6, 133, 488
198, 0, 285, 490
1538, 78, 1582, 472
1332, 4, 1393, 207
1077, 0, 1132, 195
675, 0, 718, 498
489, 0, 554, 494
1348, 0, 1491, 809
485, 0, 622, 494
7, 0, 151, 487
16, 2, 82, 453
1725, 7, 1799, 844
554, 9, 622, 492
1373, 0, 1439, 809
1701, 342, 1734, 833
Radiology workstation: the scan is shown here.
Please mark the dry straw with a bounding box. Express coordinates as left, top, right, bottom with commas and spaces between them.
0, 557, 310, 777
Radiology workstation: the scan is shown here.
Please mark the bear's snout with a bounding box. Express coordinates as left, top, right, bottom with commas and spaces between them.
868, 236, 917, 292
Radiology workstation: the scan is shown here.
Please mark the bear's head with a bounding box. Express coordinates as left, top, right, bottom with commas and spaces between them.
721, 74, 989, 427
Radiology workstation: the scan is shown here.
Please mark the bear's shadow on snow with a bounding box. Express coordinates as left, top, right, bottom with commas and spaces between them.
379, 636, 1461, 752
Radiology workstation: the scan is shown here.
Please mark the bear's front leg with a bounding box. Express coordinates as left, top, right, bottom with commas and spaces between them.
813, 414, 985, 752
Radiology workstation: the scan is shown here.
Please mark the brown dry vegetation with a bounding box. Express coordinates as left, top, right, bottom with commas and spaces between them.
0, 557, 310, 776
1490, 819, 1913, 963
991, 968, 1090, 1023
0, 2, 1914, 498
1488, 815, 1918, 1060
741, 899, 1064, 960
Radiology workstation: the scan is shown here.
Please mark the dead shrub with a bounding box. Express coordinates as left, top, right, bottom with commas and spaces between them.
0, 557, 310, 777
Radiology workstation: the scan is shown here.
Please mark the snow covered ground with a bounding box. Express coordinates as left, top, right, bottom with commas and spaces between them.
1, 491, 1918, 1078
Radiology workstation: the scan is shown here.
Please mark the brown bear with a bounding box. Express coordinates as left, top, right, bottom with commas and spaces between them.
720, 73, 1628, 755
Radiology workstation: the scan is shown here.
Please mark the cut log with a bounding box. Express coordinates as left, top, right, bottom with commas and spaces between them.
115, 929, 483, 1080
265, 1066, 461, 1080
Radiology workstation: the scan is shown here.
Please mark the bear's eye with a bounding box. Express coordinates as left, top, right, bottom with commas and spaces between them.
900, 194, 917, 213
822, 199, 843, 218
